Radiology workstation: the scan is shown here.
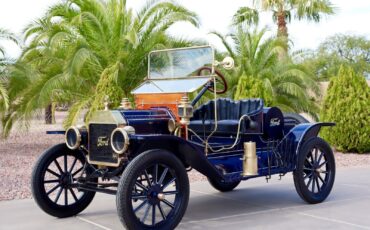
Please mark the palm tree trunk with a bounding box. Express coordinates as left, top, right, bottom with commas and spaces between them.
276, 11, 289, 55
45, 104, 54, 124
277, 11, 288, 38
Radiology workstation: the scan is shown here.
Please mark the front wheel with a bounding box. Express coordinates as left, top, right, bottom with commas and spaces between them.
116, 150, 189, 230
293, 137, 335, 204
31, 143, 96, 218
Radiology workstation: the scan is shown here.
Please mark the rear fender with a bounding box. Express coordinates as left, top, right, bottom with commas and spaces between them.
129, 135, 224, 181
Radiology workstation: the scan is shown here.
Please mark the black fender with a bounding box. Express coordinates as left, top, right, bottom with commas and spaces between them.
128, 135, 224, 182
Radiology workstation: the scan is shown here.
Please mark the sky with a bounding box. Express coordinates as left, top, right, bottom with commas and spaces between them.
0, 0, 369, 58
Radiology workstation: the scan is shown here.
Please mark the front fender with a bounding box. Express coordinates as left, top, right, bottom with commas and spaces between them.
293, 122, 335, 155
278, 122, 334, 170
128, 135, 224, 181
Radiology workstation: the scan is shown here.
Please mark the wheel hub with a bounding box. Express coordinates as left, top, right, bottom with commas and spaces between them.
60, 173, 73, 188
147, 184, 163, 205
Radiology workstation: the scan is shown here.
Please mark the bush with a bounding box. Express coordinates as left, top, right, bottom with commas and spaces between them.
234, 75, 273, 105
320, 66, 370, 153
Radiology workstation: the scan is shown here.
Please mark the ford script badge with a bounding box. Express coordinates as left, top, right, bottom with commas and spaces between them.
97, 136, 109, 147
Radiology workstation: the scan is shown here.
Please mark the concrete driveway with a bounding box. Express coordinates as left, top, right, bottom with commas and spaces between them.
1, 167, 370, 230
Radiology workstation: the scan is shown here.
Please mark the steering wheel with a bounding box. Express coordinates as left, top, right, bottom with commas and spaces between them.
197, 66, 228, 94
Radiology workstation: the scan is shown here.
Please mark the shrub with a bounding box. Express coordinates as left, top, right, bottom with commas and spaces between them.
320, 66, 370, 153
234, 75, 273, 105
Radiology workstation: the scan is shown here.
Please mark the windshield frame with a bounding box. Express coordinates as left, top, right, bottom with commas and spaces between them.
147, 45, 215, 80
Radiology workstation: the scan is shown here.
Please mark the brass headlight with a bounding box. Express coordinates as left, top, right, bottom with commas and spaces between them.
65, 126, 81, 150
168, 119, 176, 133
111, 127, 130, 154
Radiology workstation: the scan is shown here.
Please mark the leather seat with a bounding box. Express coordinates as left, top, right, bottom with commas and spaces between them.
189, 98, 264, 133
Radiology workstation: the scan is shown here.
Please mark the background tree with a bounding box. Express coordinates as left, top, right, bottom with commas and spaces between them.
212, 26, 319, 117
234, 0, 335, 43
320, 66, 370, 153
302, 34, 370, 80
0, 28, 19, 112
2, 0, 199, 137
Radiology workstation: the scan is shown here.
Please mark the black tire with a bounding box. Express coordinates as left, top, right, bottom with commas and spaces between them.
116, 150, 189, 230
31, 143, 96, 218
207, 178, 241, 192
293, 137, 335, 204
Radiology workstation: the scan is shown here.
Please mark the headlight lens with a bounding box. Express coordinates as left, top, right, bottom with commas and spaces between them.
111, 127, 130, 154
65, 126, 81, 150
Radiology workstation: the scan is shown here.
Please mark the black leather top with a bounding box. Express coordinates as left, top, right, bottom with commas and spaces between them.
189, 98, 264, 133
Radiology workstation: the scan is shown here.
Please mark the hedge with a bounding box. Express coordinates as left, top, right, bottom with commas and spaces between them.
320, 66, 370, 153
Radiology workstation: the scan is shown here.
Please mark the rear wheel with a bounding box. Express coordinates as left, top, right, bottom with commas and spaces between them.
293, 137, 335, 204
31, 143, 96, 218
116, 150, 189, 230
207, 178, 240, 192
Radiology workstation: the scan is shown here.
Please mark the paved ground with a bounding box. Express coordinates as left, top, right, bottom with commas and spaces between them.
1, 167, 370, 230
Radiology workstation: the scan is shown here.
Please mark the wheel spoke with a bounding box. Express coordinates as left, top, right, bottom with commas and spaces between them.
72, 166, 84, 177
311, 175, 315, 193
318, 174, 326, 185
134, 200, 148, 213
131, 194, 147, 200
141, 203, 151, 223
54, 160, 63, 174
317, 151, 324, 165
154, 164, 158, 184
318, 161, 328, 168
162, 191, 178, 195
46, 169, 60, 178
64, 188, 68, 205
309, 153, 315, 166
316, 176, 321, 192
44, 179, 60, 184
69, 157, 78, 173
314, 148, 318, 163
307, 176, 313, 189
152, 204, 156, 226
47, 184, 60, 195
158, 203, 166, 220
161, 199, 174, 209
54, 187, 63, 203
135, 181, 148, 191
161, 177, 176, 190
69, 188, 78, 202
64, 154, 68, 172
144, 170, 152, 186
303, 172, 312, 179
305, 159, 313, 167
158, 168, 169, 185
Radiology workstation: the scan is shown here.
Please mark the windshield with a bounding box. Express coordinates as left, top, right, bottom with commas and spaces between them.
148, 46, 214, 79
132, 46, 214, 94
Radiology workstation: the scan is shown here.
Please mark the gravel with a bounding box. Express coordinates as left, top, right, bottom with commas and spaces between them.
0, 112, 368, 201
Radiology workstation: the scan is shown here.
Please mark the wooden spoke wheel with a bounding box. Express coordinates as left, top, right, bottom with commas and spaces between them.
294, 137, 336, 204
116, 150, 189, 230
31, 143, 96, 218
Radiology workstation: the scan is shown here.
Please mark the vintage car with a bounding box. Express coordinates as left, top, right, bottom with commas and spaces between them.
31, 46, 336, 230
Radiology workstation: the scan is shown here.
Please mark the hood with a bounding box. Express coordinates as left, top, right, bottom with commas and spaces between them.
88, 108, 175, 135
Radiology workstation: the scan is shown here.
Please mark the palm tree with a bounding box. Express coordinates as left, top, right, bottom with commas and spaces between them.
0, 28, 19, 112
234, 0, 335, 40
2, 0, 199, 137
212, 26, 319, 117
